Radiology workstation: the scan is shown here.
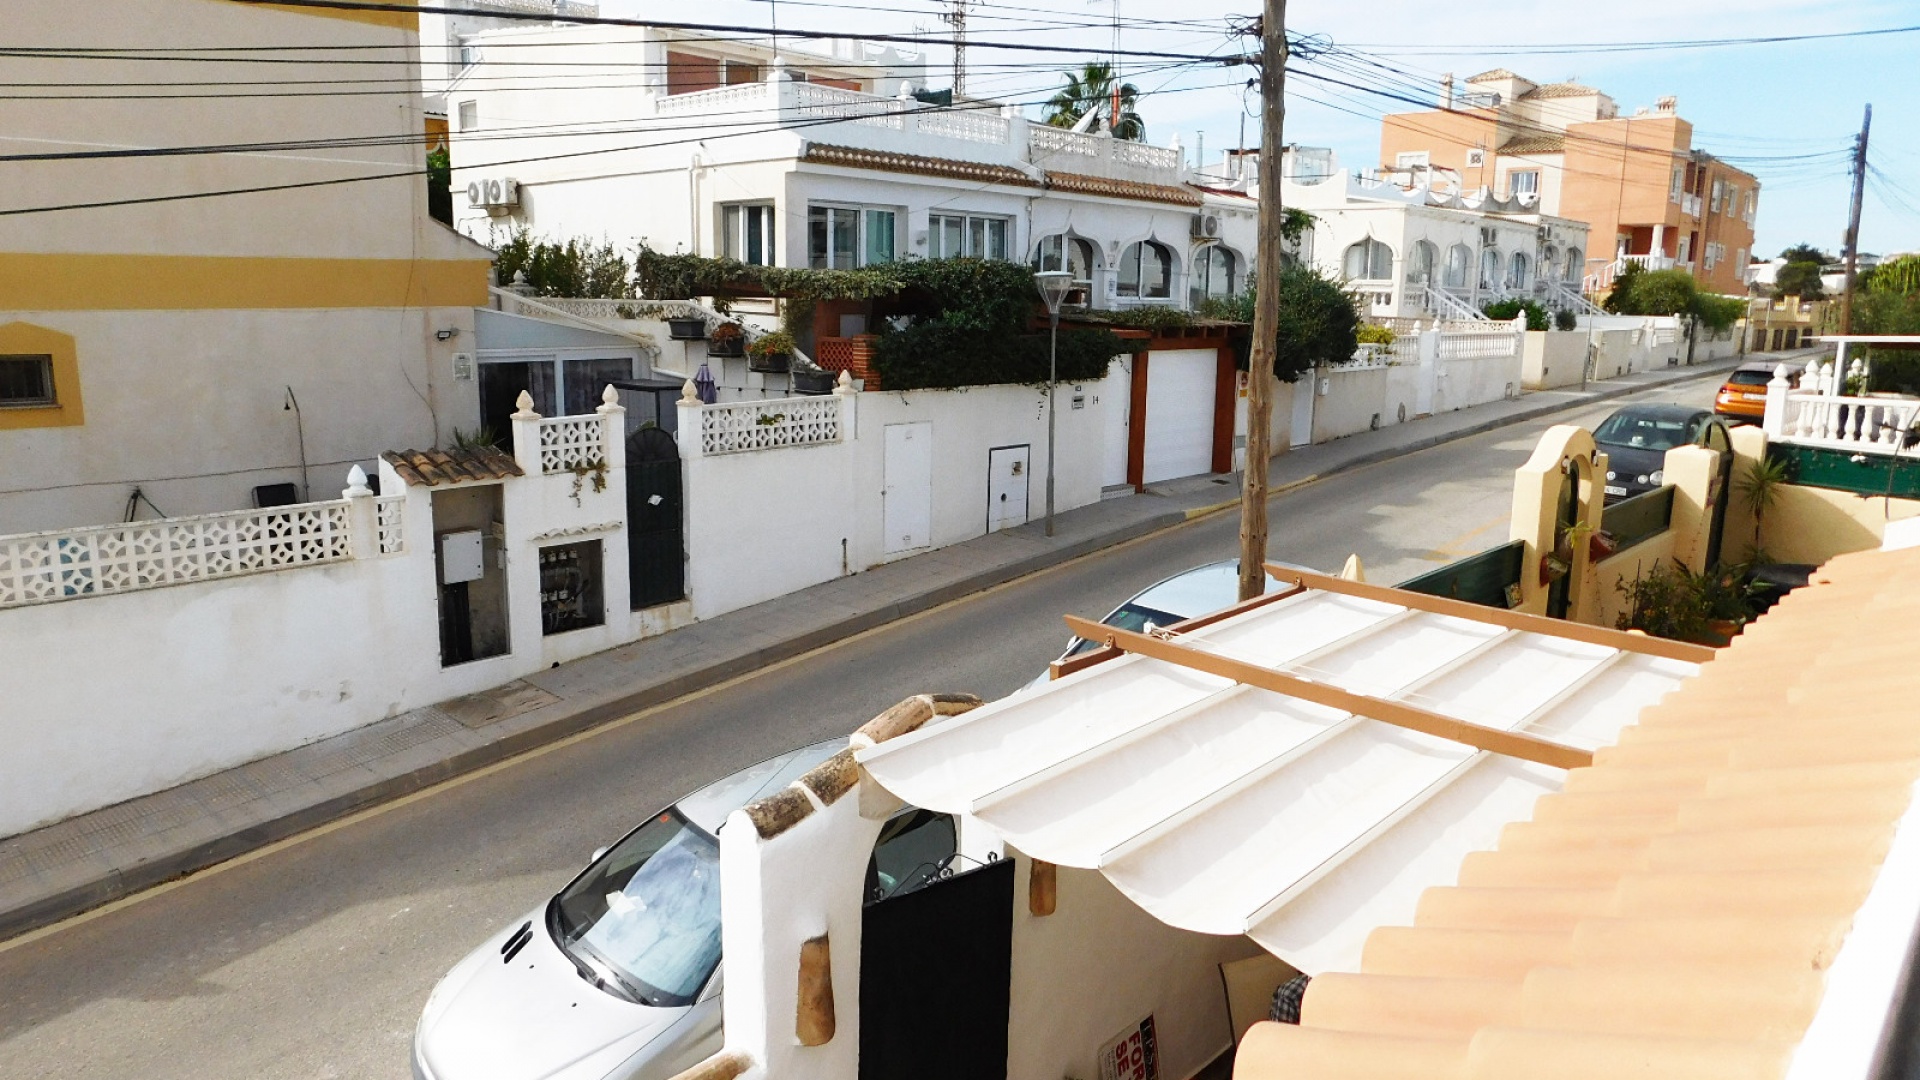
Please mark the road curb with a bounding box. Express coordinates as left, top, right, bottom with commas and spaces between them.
0, 360, 1743, 942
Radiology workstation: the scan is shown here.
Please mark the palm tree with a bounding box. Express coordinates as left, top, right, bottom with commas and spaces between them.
1043, 61, 1145, 142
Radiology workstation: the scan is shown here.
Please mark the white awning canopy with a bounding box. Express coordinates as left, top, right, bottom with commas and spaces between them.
857, 571, 1704, 975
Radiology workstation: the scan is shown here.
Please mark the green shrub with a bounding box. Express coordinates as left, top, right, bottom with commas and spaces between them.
493, 228, 634, 299
871, 324, 1134, 390
1092, 306, 1197, 334
1554, 308, 1578, 332
1482, 298, 1549, 330
1355, 323, 1396, 346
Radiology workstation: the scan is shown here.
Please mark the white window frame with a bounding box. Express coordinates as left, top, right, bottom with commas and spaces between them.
1670, 167, 1684, 203
1508, 169, 1540, 197
1395, 151, 1431, 170
721, 203, 776, 266
457, 100, 477, 131
808, 203, 897, 269
1117, 240, 1175, 299
928, 212, 1012, 260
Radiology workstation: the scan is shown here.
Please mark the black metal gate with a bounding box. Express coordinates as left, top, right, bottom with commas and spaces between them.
859, 857, 1014, 1080
626, 426, 685, 610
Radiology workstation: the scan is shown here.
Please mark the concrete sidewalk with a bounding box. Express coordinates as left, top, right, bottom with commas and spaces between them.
0, 352, 1779, 940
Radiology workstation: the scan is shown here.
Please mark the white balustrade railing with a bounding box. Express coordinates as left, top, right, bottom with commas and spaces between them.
539, 415, 608, 473
1334, 343, 1390, 369
375, 496, 406, 555
1437, 326, 1522, 361
1421, 285, 1490, 322
791, 82, 905, 128
0, 502, 353, 609
654, 81, 774, 117
1782, 393, 1920, 454
917, 108, 1010, 144
699, 395, 842, 455
1029, 124, 1101, 157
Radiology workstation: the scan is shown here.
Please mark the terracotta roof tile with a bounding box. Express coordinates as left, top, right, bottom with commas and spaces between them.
1499, 134, 1566, 155
382, 447, 523, 487
1233, 543, 1920, 1080
1466, 68, 1520, 83
1043, 170, 1204, 206
801, 143, 1038, 187
1523, 82, 1598, 100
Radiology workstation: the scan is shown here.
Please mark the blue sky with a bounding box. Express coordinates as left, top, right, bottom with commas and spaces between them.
606, 0, 1920, 260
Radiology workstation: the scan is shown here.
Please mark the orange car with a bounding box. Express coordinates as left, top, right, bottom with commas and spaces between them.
1714, 361, 1798, 421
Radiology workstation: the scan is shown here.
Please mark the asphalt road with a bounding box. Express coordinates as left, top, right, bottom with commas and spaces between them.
0, 378, 1719, 1080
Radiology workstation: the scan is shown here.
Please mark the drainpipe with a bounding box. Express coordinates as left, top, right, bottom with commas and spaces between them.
687, 149, 703, 255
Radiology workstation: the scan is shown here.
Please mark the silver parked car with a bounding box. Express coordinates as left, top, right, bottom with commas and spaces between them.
413, 740, 955, 1080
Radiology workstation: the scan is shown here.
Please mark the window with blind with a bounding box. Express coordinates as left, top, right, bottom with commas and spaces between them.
0, 354, 57, 408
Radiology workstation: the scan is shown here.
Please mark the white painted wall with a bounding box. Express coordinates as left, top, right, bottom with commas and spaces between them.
680, 382, 1109, 621
1007, 858, 1263, 1080
0, 406, 652, 839
1521, 329, 1594, 390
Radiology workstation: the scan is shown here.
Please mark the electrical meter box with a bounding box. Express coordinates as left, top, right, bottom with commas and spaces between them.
440, 530, 485, 584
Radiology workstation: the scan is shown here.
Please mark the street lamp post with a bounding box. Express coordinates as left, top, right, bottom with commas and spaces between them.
1034, 270, 1073, 537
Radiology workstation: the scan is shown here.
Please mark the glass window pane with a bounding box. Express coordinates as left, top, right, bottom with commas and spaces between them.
940, 216, 963, 260
1035, 234, 1060, 272
864, 210, 894, 265
553, 811, 722, 1007
1369, 241, 1392, 281
808, 207, 829, 270
985, 219, 1007, 260
1344, 241, 1368, 279
830, 208, 855, 270
563, 357, 635, 416
1118, 243, 1141, 296
1146, 243, 1170, 298
1070, 239, 1092, 284
967, 217, 986, 258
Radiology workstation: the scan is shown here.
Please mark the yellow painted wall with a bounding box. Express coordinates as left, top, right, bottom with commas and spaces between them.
0, 323, 84, 431
2, 255, 488, 312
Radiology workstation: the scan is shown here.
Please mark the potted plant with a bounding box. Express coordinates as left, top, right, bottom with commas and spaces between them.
791, 368, 837, 395
666, 313, 706, 340
707, 321, 747, 358
747, 329, 795, 373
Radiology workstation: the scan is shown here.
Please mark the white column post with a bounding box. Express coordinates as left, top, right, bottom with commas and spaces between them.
832, 368, 857, 438
1762, 364, 1792, 440
597, 384, 627, 473
676, 380, 705, 460
509, 390, 543, 474
341, 465, 377, 559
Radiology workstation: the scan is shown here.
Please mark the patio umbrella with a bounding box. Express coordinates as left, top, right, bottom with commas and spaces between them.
693, 362, 717, 405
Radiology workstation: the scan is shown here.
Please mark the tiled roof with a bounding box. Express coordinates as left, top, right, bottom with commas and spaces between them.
1500, 134, 1566, 155
1234, 543, 1920, 1080
1523, 81, 1597, 100
1466, 69, 1521, 83
1044, 170, 1203, 206
382, 447, 523, 487
800, 143, 1038, 187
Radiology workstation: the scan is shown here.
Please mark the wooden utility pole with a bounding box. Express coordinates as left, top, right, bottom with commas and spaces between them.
1238, 0, 1286, 602
1840, 103, 1872, 335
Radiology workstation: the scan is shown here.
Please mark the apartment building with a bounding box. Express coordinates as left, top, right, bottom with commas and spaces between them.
1, 0, 492, 532
1379, 70, 1758, 297
418, 0, 600, 151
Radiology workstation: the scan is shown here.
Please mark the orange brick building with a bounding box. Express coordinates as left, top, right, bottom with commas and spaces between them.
1380, 70, 1758, 297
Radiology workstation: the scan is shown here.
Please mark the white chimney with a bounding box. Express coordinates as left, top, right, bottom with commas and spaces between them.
1441, 73, 1455, 110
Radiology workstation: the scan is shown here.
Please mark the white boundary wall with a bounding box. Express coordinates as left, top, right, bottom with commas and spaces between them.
680, 379, 1108, 620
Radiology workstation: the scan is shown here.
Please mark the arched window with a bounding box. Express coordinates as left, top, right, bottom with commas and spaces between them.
1117, 240, 1174, 299
1563, 247, 1583, 283
1480, 247, 1502, 289
1405, 240, 1437, 285
1034, 234, 1096, 304
1443, 244, 1471, 289
1508, 251, 1530, 289
1542, 244, 1560, 281
1342, 238, 1393, 281
1190, 245, 1238, 307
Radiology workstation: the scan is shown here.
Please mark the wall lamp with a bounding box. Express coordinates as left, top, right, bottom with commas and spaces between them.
435, 328, 460, 341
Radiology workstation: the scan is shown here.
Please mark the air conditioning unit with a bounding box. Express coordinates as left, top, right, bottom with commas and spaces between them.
464, 177, 522, 209
1190, 213, 1221, 239
1479, 226, 1499, 246
1465, 148, 1485, 168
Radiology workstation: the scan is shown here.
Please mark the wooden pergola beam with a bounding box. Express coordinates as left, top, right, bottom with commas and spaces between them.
1048, 583, 1305, 681
1062, 616, 1595, 770
1264, 564, 1716, 665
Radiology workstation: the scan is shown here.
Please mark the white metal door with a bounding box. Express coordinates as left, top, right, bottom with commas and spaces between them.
1289, 373, 1315, 447
1141, 350, 1216, 484
986, 445, 1030, 533
884, 422, 933, 554
1101, 363, 1131, 488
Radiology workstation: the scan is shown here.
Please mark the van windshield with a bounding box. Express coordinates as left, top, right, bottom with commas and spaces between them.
550, 810, 720, 1008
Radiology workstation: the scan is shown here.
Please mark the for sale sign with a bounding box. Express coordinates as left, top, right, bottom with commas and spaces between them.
1097, 1016, 1159, 1080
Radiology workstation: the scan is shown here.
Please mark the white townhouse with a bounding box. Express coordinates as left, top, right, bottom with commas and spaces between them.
1197, 147, 1594, 323
437, 25, 1258, 327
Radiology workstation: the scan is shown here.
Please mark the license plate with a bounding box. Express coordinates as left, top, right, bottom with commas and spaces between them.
1743, 392, 1766, 401
1605, 484, 1627, 496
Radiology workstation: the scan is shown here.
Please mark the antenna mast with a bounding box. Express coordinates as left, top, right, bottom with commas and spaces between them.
943, 0, 968, 97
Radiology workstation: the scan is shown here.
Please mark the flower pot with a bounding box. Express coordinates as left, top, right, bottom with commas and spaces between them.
667, 317, 705, 340
1589, 532, 1618, 561
748, 352, 791, 374
791, 369, 836, 395
707, 338, 746, 358
1706, 618, 1741, 645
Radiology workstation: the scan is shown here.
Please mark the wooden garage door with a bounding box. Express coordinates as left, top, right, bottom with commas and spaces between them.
1142, 349, 1217, 484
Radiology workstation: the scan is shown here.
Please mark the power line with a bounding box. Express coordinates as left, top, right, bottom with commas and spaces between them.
1336, 21, 1920, 55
